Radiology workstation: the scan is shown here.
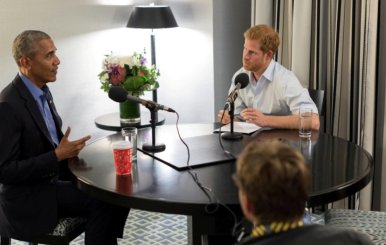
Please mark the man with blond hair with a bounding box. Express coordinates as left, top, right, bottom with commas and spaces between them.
218, 25, 319, 130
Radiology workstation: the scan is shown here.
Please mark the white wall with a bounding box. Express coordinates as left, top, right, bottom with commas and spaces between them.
0, 0, 214, 141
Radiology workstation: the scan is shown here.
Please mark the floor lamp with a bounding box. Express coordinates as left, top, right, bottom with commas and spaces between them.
127, 5, 178, 104
127, 5, 178, 152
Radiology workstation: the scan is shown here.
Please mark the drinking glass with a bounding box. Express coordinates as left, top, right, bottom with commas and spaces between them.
121, 127, 137, 160
299, 105, 312, 138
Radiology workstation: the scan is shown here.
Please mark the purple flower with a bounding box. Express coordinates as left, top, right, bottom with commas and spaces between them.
140, 56, 147, 66
109, 65, 126, 85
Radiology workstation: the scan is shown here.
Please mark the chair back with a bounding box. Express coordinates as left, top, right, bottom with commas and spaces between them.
308, 89, 325, 116
0, 217, 86, 245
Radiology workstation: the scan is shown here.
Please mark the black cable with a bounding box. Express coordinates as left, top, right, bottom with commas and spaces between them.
218, 105, 236, 158
173, 111, 215, 203
172, 110, 241, 239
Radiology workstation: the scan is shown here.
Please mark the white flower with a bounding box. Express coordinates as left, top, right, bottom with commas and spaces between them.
104, 55, 119, 66
100, 72, 109, 83
118, 56, 136, 67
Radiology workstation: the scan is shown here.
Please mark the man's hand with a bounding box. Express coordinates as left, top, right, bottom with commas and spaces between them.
241, 108, 320, 130
55, 127, 91, 161
217, 110, 231, 124
241, 108, 268, 127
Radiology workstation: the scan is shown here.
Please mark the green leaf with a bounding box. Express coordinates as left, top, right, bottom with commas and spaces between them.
123, 76, 145, 91
100, 81, 111, 92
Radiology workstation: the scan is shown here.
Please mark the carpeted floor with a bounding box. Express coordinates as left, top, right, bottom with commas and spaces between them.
10, 210, 325, 244
10, 209, 187, 245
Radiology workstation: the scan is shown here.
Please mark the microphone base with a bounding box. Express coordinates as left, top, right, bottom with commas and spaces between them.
142, 143, 166, 153
221, 132, 243, 141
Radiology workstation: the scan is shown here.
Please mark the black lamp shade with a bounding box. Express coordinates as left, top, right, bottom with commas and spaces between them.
127, 5, 178, 29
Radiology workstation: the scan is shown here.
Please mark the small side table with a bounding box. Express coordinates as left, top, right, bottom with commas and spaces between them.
95, 112, 166, 131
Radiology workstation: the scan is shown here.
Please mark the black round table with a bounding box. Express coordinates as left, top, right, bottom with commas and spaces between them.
94, 111, 166, 131
69, 123, 373, 245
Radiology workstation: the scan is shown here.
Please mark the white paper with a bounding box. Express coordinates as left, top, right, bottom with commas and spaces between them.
215, 122, 263, 134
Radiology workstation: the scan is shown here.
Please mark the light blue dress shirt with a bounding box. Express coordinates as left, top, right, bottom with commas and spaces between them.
20, 73, 59, 145
228, 60, 318, 116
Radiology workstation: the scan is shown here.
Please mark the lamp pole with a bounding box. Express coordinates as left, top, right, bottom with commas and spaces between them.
150, 31, 157, 103
150, 30, 158, 122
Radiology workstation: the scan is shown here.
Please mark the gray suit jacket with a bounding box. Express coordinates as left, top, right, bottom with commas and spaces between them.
0, 74, 65, 239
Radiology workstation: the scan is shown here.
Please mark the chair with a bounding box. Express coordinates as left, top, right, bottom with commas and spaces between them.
308, 88, 325, 132
308, 88, 325, 116
324, 208, 386, 244
201, 234, 237, 245
0, 216, 87, 245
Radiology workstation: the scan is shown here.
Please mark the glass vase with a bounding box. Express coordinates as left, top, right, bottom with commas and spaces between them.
119, 100, 141, 124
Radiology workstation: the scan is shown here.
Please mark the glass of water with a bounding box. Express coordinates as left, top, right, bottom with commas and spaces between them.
121, 127, 137, 160
299, 105, 313, 138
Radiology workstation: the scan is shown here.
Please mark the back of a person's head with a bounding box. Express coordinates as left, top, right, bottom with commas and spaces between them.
236, 140, 310, 224
244, 24, 280, 54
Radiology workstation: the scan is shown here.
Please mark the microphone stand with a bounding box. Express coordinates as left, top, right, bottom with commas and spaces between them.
142, 106, 166, 152
221, 101, 243, 140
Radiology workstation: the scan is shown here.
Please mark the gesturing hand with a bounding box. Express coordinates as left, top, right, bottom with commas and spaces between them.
55, 127, 91, 161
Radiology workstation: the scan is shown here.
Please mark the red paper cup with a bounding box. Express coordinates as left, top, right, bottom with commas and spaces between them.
112, 141, 132, 175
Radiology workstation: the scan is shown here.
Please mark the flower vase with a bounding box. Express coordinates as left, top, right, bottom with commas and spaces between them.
119, 100, 141, 124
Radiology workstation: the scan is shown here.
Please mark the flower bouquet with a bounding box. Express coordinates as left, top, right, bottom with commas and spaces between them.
98, 51, 160, 123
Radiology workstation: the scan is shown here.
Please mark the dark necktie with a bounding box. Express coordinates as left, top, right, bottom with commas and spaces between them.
41, 86, 59, 145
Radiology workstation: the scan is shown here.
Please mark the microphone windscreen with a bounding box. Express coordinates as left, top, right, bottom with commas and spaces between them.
234, 73, 249, 89
108, 86, 128, 102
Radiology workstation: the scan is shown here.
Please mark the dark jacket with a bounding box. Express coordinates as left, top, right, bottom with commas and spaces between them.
236, 225, 374, 245
0, 75, 65, 240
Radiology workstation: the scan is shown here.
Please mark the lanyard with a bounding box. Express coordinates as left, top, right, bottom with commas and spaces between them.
251, 220, 304, 237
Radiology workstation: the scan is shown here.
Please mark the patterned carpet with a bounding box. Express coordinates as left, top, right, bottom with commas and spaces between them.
10, 210, 325, 245
10, 209, 187, 245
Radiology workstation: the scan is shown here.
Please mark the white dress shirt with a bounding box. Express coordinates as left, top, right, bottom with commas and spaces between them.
228, 60, 318, 116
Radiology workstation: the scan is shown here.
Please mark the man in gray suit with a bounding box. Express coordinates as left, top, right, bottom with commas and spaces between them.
0, 30, 129, 244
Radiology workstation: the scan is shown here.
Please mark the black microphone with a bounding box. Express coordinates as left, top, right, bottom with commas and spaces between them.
108, 86, 176, 113
226, 73, 249, 106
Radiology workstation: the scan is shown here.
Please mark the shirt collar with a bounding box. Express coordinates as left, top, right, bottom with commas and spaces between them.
248, 60, 275, 85
261, 60, 275, 82
19, 72, 44, 101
